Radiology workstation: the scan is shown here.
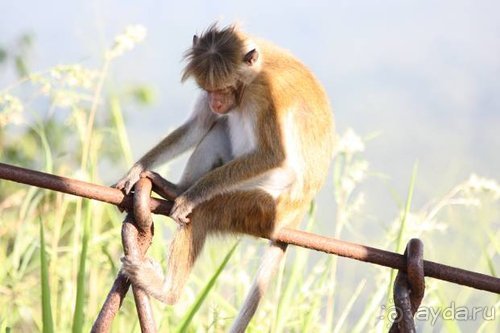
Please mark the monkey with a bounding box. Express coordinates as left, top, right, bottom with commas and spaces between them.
115, 23, 334, 332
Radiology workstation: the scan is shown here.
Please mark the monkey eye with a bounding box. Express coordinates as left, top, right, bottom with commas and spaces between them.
206, 86, 234, 94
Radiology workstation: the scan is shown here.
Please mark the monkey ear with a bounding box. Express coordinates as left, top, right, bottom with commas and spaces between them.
244, 49, 259, 65
192, 35, 199, 45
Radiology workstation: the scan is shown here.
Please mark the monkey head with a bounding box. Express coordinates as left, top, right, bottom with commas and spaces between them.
181, 24, 261, 114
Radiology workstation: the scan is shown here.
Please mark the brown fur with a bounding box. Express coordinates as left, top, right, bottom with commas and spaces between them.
182, 24, 245, 90
163, 189, 276, 303
117, 23, 335, 330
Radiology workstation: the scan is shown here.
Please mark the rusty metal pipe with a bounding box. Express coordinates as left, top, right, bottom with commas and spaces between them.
274, 229, 500, 293
90, 273, 130, 333
129, 178, 156, 332
92, 179, 157, 333
1, 162, 499, 294
0, 162, 172, 215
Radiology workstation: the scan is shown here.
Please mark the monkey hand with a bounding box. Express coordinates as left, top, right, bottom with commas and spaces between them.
170, 195, 194, 225
140, 170, 180, 201
113, 164, 144, 194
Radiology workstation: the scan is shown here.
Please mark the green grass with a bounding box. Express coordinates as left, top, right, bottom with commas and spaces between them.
40, 220, 54, 333
175, 241, 239, 332
383, 162, 418, 330
72, 200, 91, 333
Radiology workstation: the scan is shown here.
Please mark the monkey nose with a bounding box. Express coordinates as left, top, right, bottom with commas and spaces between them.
212, 101, 223, 111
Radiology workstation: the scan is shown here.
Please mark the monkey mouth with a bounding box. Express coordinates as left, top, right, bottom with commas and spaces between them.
210, 106, 233, 115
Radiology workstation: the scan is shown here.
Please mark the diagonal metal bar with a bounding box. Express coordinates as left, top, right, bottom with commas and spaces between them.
1, 162, 499, 295
90, 272, 130, 332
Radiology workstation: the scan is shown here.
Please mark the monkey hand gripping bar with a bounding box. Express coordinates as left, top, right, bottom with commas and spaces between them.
0, 162, 499, 332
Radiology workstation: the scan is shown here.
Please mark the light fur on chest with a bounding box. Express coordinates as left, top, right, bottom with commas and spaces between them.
228, 110, 257, 157
226, 109, 300, 199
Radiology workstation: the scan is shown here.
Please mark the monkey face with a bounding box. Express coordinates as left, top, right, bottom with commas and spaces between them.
206, 87, 237, 114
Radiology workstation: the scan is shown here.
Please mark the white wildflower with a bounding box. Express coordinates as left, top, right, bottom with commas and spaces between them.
29, 73, 52, 94
340, 177, 355, 195
336, 128, 365, 155
465, 174, 500, 199
411, 212, 449, 233
350, 160, 369, 183
51, 90, 81, 108
345, 192, 366, 217
0, 94, 24, 127
106, 25, 147, 60
49, 65, 99, 90
418, 219, 448, 232
339, 161, 368, 195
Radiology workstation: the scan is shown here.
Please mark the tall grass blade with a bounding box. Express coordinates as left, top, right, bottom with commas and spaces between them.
351, 284, 387, 333
40, 221, 55, 333
273, 210, 316, 333
270, 250, 286, 333
72, 201, 91, 333
436, 292, 460, 333
175, 241, 239, 332
384, 162, 418, 329
110, 96, 133, 166
483, 247, 497, 278
33, 124, 53, 173
394, 163, 418, 254
301, 256, 328, 332
484, 230, 499, 278
333, 279, 366, 333
476, 300, 500, 333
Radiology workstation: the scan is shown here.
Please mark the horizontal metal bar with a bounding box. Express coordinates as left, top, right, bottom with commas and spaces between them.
0, 162, 172, 215
275, 229, 500, 293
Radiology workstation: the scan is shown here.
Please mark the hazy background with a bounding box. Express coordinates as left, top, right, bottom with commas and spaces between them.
1, 1, 499, 331
1, 0, 499, 240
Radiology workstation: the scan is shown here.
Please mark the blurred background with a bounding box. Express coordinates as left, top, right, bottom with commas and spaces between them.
1, 0, 498, 332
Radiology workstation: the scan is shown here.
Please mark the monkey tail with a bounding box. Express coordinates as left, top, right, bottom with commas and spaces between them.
230, 240, 288, 333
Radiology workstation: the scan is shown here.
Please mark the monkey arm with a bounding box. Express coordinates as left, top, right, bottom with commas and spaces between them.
115, 98, 217, 194
134, 121, 203, 170
182, 110, 289, 206
140, 171, 179, 201
186, 150, 286, 199
169, 147, 289, 225
167, 106, 291, 224
114, 121, 205, 194
139, 100, 221, 170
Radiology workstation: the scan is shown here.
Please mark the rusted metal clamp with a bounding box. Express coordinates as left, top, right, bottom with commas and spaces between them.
389, 238, 425, 333
92, 178, 157, 333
